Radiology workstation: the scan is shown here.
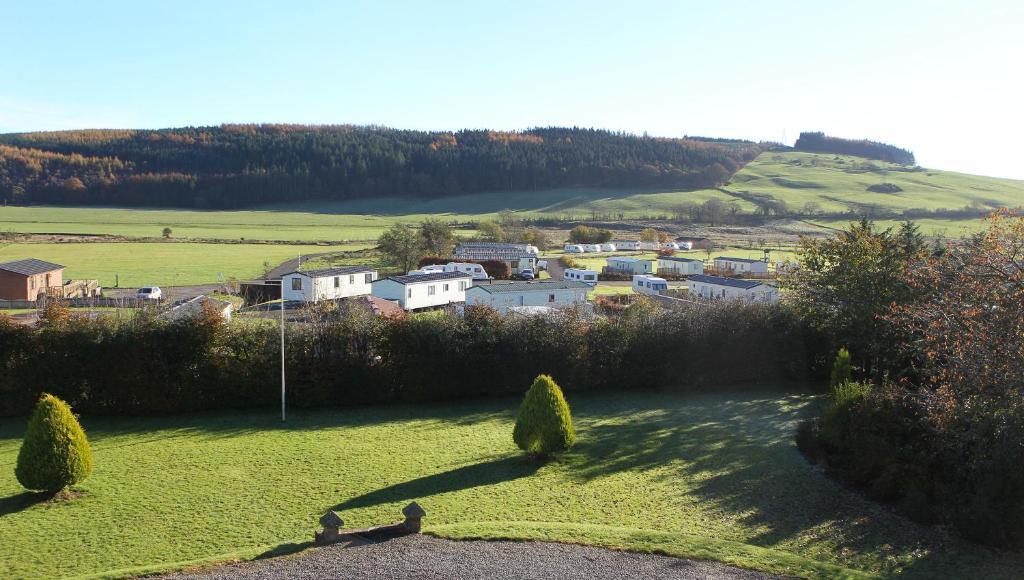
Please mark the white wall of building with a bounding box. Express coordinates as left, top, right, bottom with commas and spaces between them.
466, 285, 588, 314
686, 280, 779, 303
282, 270, 377, 302
372, 276, 472, 310
657, 258, 704, 275
713, 259, 769, 274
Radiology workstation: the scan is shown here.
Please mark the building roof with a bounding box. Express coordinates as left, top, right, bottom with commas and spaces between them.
285, 266, 376, 278
453, 242, 536, 260
0, 258, 65, 276
470, 280, 591, 294
609, 239, 638, 243
658, 256, 703, 263
687, 274, 768, 290
714, 256, 764, 264
607, 257, 649, 263
379, 271, 473, 285
456, 242, 532, 250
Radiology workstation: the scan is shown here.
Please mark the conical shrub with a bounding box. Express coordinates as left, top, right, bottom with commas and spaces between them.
513, 374, 575, 456
15, 394, 93, 492
830, 347, 853, 388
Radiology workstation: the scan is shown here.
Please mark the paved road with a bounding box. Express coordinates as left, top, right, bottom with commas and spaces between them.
164, 534, 780, 580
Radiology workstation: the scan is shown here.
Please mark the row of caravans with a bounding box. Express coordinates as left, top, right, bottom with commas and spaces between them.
564, 243, 615, 253
408, 262, 489, 280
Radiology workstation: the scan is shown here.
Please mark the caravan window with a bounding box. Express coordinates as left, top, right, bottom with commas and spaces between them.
292, 278, 302, 291
407, 288, 412, 298
428, 285, 436, 296
443, 283, 450, 292
365, 273, 373, 283
459, 281, 467, 291
349, 275, 355, 284
548, 294, 555, 303
334, 277, 340, 288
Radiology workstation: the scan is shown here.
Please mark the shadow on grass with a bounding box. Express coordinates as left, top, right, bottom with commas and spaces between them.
253, 540, 314, 560
333, 454, 541, 511
0, 490, 57, 517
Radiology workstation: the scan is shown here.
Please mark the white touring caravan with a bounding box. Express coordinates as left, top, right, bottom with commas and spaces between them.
563, 268, 599, 286
564, 244, 585, 253
583, 244, 602, 252
445, 262, 489, 280
632, 274, 668, 295
600, 243, 616, 252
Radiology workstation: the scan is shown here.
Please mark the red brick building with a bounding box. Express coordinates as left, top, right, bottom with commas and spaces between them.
0, 259, 65, 301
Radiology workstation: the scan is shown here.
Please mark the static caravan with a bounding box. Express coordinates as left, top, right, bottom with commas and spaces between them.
639, 241, 660, 251
662, 242, 680, 250
686, 274, 778, 303
610, 239, 640, 251
563, 268, 599, 286
564, 244, 585, 253
465, 280, 590, 314
657, 256, 704, 276
583, 244, 602, 252
453, 242, 537, 275
713, 256, 769, 274
600, 243, 616, 252
282, 266, 377, 303
605, 257, 654, 275
371, 271, 473, 311
632, 275, 668, 295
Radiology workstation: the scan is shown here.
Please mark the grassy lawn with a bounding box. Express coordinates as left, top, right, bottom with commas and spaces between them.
1, 390, 1020, 579
0, 242, 351, 287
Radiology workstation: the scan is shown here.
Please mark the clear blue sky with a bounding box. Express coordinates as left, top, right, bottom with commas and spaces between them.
4, 0, 1023, 178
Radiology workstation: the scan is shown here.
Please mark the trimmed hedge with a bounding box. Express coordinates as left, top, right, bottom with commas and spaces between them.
513, 375, 575, 456
15, 394, 93, 492
0, 301, 826, 417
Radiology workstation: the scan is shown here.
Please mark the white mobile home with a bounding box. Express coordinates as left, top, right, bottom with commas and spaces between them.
371, 271, 472, 311
600, 243, 616, 252
465, 280, 590, 314
445, 262, 489, 280
564, 244, 585, 253
582, 244, 602, 252
610, 239, 640, 250
686, 274, 778, 303
164, 295, 233, 321
563, 268, 599, 286
605, 257, 654, 275
632, 275, 668, 295
657, 256, 704, 276
713, 256, 769, 274
282, 266, 377, 302
639, 241, 660, 251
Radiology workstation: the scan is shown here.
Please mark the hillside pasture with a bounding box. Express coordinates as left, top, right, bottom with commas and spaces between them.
1, 390, 1020, 579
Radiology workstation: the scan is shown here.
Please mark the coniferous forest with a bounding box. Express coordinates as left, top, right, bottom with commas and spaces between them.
0, 125, 763, 208
794, 131, 916, 165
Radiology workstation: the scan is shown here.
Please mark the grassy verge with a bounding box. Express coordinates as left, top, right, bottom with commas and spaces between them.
1, 390, 1020, 579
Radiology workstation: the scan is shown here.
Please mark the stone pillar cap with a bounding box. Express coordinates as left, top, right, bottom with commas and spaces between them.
319, 510, 344, 528
402, 502, 426, 518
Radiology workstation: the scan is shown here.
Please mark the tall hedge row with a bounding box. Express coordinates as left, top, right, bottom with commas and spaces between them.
0, 301, 826, 417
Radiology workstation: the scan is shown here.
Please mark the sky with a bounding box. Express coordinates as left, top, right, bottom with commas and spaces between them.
3, 0, 1023, 178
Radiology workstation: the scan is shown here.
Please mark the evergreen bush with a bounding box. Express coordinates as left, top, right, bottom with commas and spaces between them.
829, 347, 852, 388
513, 375, 575, 456
15, 394, 93, 492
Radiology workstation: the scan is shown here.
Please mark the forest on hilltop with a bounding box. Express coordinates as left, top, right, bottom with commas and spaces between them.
0, 125, 763, 209
794, 132, 916, 165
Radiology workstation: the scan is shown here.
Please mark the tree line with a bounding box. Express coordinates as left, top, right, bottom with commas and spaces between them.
794, 131, 916, 165
0, 126, 763, 208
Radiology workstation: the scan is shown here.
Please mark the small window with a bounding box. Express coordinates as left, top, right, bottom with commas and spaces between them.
292, 278, 302, 291
428, 285, 436, 296
548, 294, 555, 303
365, 273, 372, 283
407, 288, 412, 298
459, 281, 467, 291
349, 274, 355, 284
443, 283, 450, 292
334, 277, 340, 288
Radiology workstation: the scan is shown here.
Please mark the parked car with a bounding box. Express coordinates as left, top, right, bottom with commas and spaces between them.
137, 286, 162, 301
520, 268, 535, 280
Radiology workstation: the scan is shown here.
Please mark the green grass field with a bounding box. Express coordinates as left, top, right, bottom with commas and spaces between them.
0, 242, 362, 287
729, 152, 1024, 216
1, 390, 1020, 579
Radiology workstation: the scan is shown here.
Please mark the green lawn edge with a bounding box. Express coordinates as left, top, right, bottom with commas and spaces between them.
427, 521, 874, 579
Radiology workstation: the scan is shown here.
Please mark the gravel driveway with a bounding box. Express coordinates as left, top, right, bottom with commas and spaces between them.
164, 534, 780, 579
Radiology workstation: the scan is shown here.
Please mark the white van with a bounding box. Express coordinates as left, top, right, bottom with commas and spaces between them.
564, 268, 599, 286
445, 262, 489, 280
632, 275, 668, 295
564, 244, 585, 253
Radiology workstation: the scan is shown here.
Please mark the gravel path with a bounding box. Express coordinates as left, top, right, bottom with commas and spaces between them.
164, 534, 780, 580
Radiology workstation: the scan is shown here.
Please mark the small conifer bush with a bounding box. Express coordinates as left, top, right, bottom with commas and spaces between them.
830, 347, 853, 388
513, 374, 575, 456
15, 394, 93, 492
